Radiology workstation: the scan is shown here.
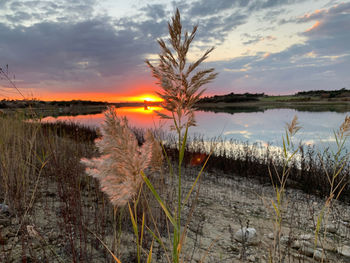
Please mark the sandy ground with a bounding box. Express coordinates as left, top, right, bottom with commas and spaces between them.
1, 166, 350, 262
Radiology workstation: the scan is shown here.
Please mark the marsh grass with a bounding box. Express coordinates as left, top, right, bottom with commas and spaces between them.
0, 116, 119, 262
0, 114, 47, 213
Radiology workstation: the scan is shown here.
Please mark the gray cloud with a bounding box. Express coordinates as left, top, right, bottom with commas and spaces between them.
280, 2, 350, 24
0, 15, 164, 93
301, 4, 350, 56
141, 4, 167, 19
1, 0, 98, 26
242, 34, 277, 45
186, 0, 300, 18
188, 0, 247, 17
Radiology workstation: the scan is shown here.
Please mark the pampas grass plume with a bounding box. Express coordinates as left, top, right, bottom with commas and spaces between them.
81, 106, 162, 207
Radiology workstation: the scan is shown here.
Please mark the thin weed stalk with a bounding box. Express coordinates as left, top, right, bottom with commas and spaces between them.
267, 115, 301, 262
314, 115, 350, 261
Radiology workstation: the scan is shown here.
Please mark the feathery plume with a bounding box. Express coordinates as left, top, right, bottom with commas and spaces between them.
338, 115, 350, 138
81, 107, 162, 207
286, 115, 301, 136
146, 8, 217, 132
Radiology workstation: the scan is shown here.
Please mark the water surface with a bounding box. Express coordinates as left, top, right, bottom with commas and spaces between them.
42, 106, 349, 151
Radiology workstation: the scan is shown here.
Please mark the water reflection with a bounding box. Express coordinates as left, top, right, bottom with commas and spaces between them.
42, 106, 349, 151
42, 107, 164, 129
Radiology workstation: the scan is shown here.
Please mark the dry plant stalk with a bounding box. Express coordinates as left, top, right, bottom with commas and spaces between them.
268, 115, 301, 262
314, 115, 350, 254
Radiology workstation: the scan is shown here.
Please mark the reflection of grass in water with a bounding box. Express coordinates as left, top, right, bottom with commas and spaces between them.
291, 104, 350, 113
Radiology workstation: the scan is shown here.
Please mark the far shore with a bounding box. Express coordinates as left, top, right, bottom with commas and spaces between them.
195, 99, 350, 113
1, 95, 350, 117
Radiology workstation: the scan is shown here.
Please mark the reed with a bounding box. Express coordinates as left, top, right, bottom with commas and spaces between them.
144, 8, 217, 263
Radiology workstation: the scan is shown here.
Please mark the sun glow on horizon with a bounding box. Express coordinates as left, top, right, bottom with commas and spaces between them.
123, 94, 163, 102
22, 92, 164, 103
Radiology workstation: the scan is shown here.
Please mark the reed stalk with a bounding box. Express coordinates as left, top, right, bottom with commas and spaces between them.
145, 8, 217, 262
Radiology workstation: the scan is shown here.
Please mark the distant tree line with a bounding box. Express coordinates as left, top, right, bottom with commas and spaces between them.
296, 88, 350, 98
198, 92, 265, 103
0, 99, 108, 109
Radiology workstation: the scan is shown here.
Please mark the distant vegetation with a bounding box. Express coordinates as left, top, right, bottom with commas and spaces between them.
197, 88, 350, 105
198, 92, 265, 103
0, 99, 108, 109
296, 87, 350, 98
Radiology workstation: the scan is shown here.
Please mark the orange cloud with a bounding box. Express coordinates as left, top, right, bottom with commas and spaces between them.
263, 52, 271, 59
306, 21, 320, 32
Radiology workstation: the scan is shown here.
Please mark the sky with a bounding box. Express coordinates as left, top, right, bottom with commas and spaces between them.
0, 0, 349, 101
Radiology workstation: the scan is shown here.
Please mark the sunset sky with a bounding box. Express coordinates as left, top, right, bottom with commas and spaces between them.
0, 0, 349, 102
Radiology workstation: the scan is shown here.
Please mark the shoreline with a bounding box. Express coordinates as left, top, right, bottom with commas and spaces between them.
196, 100, 350, 113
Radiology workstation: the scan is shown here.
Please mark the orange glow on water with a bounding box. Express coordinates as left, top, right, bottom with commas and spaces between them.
43, 106, 166, 128
117, 106, 163, 114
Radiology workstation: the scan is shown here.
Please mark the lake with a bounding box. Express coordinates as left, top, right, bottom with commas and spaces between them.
42, 106, 349, 151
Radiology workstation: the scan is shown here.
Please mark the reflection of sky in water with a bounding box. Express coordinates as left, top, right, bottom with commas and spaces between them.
42, 108, 350, 151
191, 109, 349, 151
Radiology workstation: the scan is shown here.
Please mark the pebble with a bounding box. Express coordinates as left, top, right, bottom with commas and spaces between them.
292, 240, 311, 249
2, 228, 10, 237
234, 227, 258, 245
0, 218, 11, 227
0, 204, 9, 213
299, 246, 314, 257
299, 234, 312, 240
267, 232, 274, 240
247, 255, 256, 262
280, 235, 290, 245
337, 245, 350, 258
313, 249, 325, 262
325, 223, 337, 234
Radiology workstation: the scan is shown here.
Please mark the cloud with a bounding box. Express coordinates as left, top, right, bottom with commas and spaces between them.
207, 2, 350, 94
0, 11, 168, 95
187, 0, 247, 17
187, 0, 301, 17
192, 12, 247, 43
301, 4, 350, 56
298, 2, 350, 22
141, 4, 167, 19
242, 33, 277, 45
0, 0, 248, 97
182, 0, 302, 44
1, 0, 98, 26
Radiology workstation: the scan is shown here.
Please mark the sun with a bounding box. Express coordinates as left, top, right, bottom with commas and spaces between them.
142, 97, 156, 102
133, 94, 163, 102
